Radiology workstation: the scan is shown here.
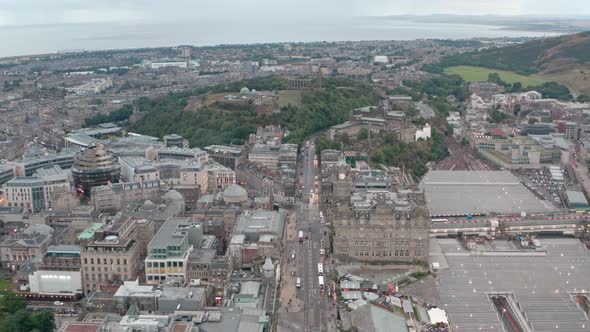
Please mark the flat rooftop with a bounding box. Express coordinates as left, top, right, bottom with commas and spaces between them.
148, 217, 192, 250
420, 171, 556, 216
235, 211, 286, 239
435, 238, 590, 331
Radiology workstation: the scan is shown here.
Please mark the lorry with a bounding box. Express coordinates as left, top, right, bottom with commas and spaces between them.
298, 230, 304, 242
296, 277, 301, 288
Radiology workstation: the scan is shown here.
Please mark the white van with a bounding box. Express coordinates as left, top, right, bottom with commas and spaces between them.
296, 277, 301, 288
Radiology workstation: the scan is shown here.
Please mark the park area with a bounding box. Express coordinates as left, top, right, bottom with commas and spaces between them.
444, 65, 547, 86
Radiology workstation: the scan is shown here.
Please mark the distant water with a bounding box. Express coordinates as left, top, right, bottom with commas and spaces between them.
0, 17, 562, 58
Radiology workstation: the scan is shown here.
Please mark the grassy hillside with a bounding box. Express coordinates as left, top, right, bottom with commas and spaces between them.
427, 32, 590, 75
425, 31, 590, 94
443, 66, 547, 86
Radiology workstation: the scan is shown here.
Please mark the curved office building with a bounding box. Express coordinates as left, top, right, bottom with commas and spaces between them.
72, 144, 120, 196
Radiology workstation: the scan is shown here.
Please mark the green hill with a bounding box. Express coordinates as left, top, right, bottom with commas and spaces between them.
425, 31, 590, 94
109, 77, 381, 146
427, 31, 590, 75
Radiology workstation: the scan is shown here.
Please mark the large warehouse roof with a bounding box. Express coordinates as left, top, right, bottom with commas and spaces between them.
419, 171, 556, 216
436, 238, 590, 331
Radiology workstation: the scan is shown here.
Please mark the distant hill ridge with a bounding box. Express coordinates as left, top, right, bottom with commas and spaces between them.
431, 31, 590, 75
426, 31, 590, 94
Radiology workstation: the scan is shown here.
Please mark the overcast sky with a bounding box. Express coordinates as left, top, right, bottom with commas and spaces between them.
0, 0, 589, 26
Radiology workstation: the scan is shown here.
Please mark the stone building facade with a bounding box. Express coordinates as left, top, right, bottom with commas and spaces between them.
331, 190, 430, 263
321, 151, 430, 263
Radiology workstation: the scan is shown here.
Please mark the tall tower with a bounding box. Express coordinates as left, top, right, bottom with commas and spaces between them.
333, 153, 353, 203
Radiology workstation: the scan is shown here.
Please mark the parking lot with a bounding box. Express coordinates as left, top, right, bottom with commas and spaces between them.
513, 167, 567, 209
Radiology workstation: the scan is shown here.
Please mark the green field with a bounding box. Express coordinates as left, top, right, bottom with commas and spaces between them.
0, 279, 14, 291
444, 66, 547, 86
278, 90, 303, 107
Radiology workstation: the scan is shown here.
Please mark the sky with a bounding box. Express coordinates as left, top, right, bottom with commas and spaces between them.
0, 0, 589, 27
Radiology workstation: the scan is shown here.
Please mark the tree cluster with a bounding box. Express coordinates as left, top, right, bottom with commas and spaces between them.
0, 291, 54, 332
122, 77, 379, 147
371, 130, 448, 179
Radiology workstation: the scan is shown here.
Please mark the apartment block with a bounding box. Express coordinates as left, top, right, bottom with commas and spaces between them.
81, 235, 141, 294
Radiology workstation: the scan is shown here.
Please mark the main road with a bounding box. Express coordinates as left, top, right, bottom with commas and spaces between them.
295, 139, 334, 332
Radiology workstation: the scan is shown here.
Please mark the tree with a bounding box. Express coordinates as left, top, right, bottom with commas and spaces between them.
357, 128, 369, 141
0, 291, 26, 314
510, 82, 523, 93
487, 72, 502, 84
338, 132, 350, 146
30, 312, 54, 332
514, 104, 522, 116
526, 82, 572, 101
528, 118, 539, 124
0, 291, 53, 332
488, 109, 509, 123
577, 94, 590, 103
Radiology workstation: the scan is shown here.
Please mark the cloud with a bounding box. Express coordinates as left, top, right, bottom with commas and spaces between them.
62, 9, 143, 24
0, 0, 588, 26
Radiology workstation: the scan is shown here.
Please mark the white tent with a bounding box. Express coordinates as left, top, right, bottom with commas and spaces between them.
428, 307, 449, 325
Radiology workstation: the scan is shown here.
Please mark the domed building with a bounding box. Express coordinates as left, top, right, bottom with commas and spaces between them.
163, 190, 184, 202
240, 87, 250, 94
222, 184, 248, 204
163, 189, 185, 212
71, 144, 120, 196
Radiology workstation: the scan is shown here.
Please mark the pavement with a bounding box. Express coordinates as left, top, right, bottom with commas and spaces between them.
277, 139, 336, 332
279, 213, 304, 313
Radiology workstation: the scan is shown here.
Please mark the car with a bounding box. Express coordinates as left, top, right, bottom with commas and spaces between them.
53, 301, 64, 306
291, 253, 295, 259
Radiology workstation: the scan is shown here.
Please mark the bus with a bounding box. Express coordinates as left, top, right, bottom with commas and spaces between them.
318, 276, 325, 290
296, 278, 301, 288
317, 263, 323, 275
